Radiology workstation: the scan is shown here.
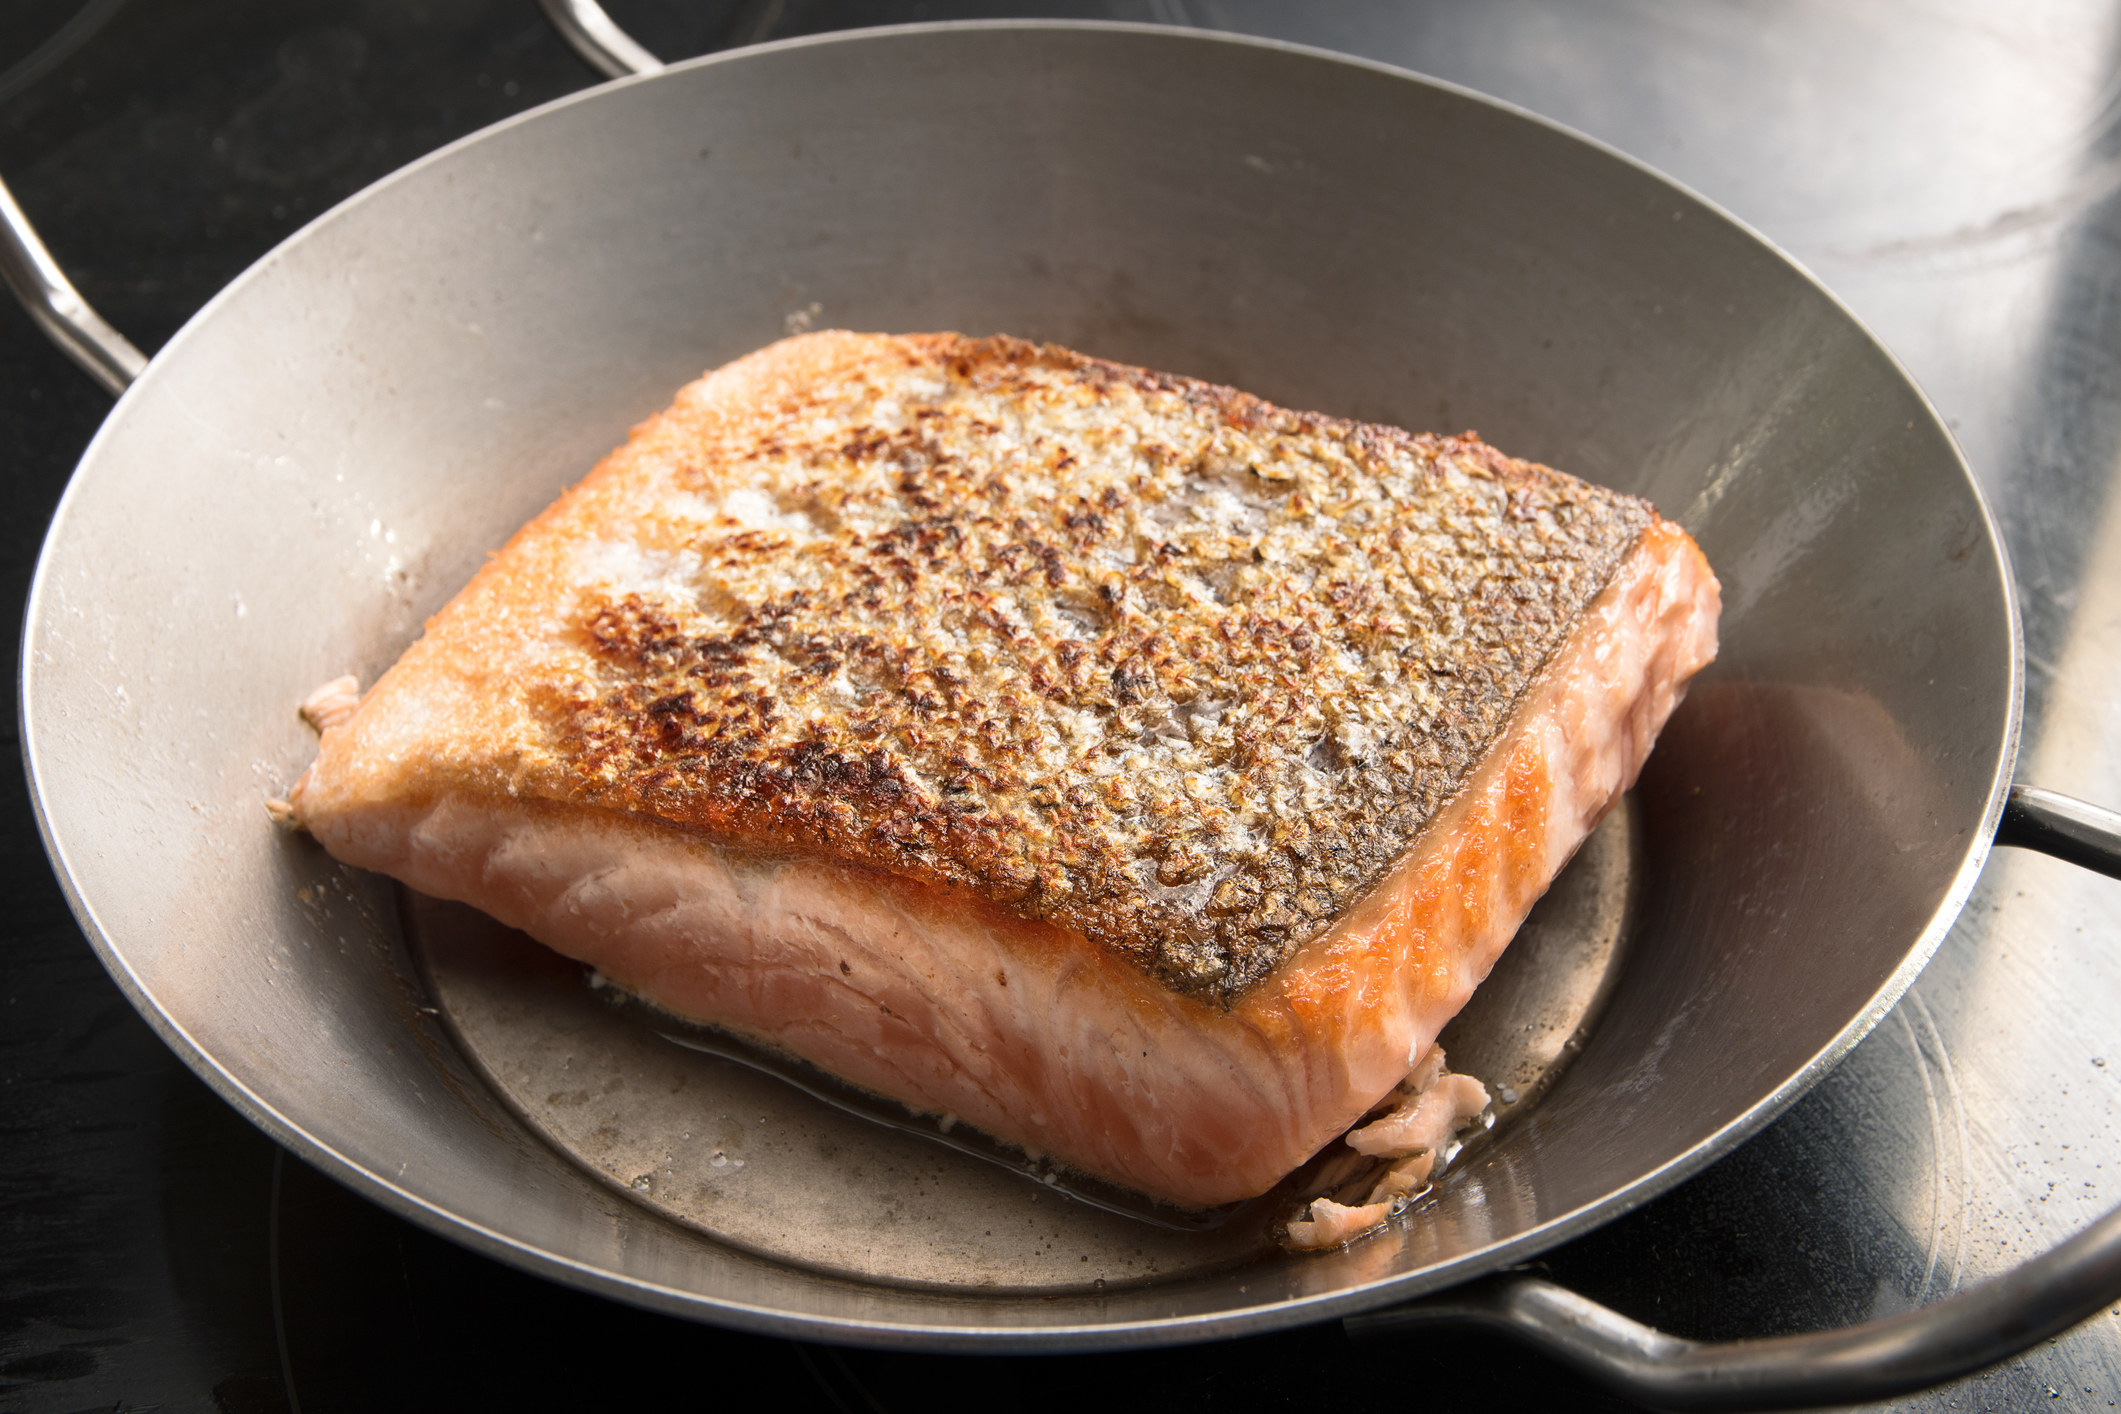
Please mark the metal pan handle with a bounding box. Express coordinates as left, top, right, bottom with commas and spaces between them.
5, 0, 658, 395
0, 174, 144, 395
4, 0, 663, 396
537, 0, 664, 79
1995, 784, 2121, 878
1349, 783, 2121, 1411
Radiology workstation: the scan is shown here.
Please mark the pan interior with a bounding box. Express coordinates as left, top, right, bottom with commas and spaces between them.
21, 24, 2016, 1342
409, 804, 1639, 1293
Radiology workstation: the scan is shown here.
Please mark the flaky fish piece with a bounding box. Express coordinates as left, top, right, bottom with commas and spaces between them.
287, 332, 1718, 1208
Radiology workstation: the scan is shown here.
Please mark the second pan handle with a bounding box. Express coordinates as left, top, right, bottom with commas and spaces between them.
0, 173, 143, 395
1348, 783, 2121, 1411
1995, 784, 2121, 878
537, 0, 664, 78
3, 0, 662, 398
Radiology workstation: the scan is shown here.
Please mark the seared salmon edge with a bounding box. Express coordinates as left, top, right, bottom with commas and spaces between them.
286, 331, 1720, 1209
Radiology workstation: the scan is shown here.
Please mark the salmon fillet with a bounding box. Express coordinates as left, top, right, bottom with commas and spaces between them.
287, 332, 1719, 1209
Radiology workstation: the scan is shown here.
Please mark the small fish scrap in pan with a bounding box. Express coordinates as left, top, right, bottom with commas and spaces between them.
285, 332, 1720, 1211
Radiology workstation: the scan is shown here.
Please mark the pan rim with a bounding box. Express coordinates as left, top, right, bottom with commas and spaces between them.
17, 17, 2024, 1349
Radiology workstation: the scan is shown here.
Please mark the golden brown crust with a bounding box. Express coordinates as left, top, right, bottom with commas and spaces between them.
308, 332, 1650, 1000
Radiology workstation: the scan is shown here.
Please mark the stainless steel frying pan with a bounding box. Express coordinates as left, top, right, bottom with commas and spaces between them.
12, 17, 2121, 1409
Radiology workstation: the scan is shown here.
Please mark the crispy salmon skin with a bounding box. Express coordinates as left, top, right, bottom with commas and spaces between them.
288, 332, 1719, 1208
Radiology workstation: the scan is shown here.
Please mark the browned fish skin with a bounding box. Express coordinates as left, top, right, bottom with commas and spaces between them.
523, 335, 1647, 1000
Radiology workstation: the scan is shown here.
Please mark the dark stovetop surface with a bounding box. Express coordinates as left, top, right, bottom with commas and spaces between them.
8, 4, 2121, 1411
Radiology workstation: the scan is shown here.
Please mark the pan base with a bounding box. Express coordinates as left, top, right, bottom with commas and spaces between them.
406, 801, 1639, 1292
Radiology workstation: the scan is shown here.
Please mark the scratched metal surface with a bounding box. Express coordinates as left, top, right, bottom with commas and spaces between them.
1149, 1, 2121, 1406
